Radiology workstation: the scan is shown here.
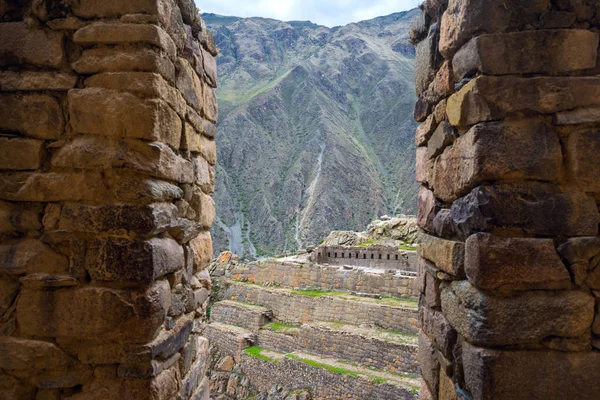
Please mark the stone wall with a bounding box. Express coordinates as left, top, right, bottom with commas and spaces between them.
412, 1, 600, 399
315, 245, 418, 271
228, 259, 419, 299
0, 1, 217, 399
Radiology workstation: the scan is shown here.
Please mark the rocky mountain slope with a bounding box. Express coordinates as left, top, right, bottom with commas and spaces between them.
205, 10, 419, 258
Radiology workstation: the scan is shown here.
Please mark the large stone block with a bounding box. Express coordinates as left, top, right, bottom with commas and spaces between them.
450, 183, 599, 239
417, 186, 440, 233
0, 22, 64, 67
69, 88, 182, 148
71, 0, 160, 18
176, 57, 204, 112
418, 233, 464, 277
74, 23, 176, 58
419, 332, 440, 397
85, 238, 184, 283
466, 233, 571, 293
57, 203, 177, 235
439, 0, 550, 58
202, 84, 218, 123
107, 173, 183, 203
0, 138, 44, 170
426, 121, 456, 160
420, 306, 457, 359
52, 136, 194, 184
564, 129, 600, 193
415, 23, 440, 96
0, 239, 69, 275
416, 147, 432, 184
555, 107, 600, 126
432, 119, 562, 202
453, 30, 598, 79
441, 281, 594, 346
17, 280, 170, 343
462, 342, 600, 400
0, 71, 77, 91
0, 337, 73, 370
0, 277, 19, 315
0, 94, 64, 139
0, 201, 42, 234
202, 47, 217, 88
189, 231, 212, 271
447, 76, 600, 127
72, 47, 175, 82
0, 172, 107, 202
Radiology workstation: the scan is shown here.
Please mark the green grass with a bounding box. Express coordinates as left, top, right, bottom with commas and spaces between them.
243, 346, 280, 364
398, 243, 417, 251
290, 289, 347, 297
264, 322, 300, 332
286, 354, 358, 377
371, 377, 390, 384
358, 239, 376, 247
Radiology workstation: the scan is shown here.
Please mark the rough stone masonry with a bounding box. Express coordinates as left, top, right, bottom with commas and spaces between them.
0, 1, 217, 399
412, 0, 600, 399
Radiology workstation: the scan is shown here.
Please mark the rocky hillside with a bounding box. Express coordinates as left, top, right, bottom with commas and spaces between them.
206, 10, 419, 258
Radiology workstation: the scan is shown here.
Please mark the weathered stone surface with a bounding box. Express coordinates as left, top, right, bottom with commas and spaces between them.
418, 233, 464, 277
85, 72, 186, 117
414, 97, 433, 122
462, 342, 600, 400
17, 280, 170, 343
186, 107, 216, 139
0, 277, 19, 315
439, 0, 550, 58
409, 10, 431, 44
72, 47, 175, 82
415, 115, 437, 147
57, 203, 177, 235
0, 138, 44, 170
420, 306, 457, 358
441, 281, 594, 346
52, 136, 194, 184
453, 30, 599, 80
188, 189, 215, 229
199, 135, 216, 165
564, 129, 600, 193
0, 337, 73, 370
202, 48, 217, 88
557, 237, 600, 264
426, 121, 455, 159
447, 76, 600, 127
0, 172, 107, 202
70, 0, 161, 19
415, 23, 440, 96
189, 231, 212, 271
69, 88, 182, 148
417, 186, 440, 234
0, 71, 77, 91
0, 201, 42, 234
182, 122, 202, 152
466, 233, 571, 292
415, 147, 432, 184
0, 94, 64, 139
74, 23, 176, 58
450, 183, 599, 239
202, 84, 218, 123
85, 238, 184, 283
432, 119, 562, 202
555, 107, 600, 125
0, 239, 69, 275
419, 332, 440, 397
108, 173, 184, 203
0, 22, 64, 67
176, 57, 203, 112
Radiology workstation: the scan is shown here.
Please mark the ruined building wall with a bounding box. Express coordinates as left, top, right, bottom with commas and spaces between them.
0, 1, 217, 398
412, 0, 600, 399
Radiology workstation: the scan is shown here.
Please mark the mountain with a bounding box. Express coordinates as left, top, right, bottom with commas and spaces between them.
205, 9, 419, 259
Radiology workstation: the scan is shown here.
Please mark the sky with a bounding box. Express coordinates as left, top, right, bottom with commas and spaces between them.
195, 0, 421, 27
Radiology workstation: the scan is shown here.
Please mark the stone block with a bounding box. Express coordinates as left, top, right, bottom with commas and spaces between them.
188, 189, 215, 229
57, 203, 177, 235
85, 237, 184, 283
74, 23, 176, 58
450, 183, 599, 240
202, 84, 218, 123
555, 107, 600, 125
0, 137, 44, 171
447, 76, 600, 127
441, 281, 594, 346
0, 172, 107, 202
439, 0, 550, 58
462, 342, 600, 400
0, 337, 73, 370
193, 155, 215, 194
189, 231, 212, 271
176, 57, 204, 112
202, 47, 217, 88
431, 119, 562, 202
0, 239, 69, 275
0, 277, 19, 315
564, 129, 600, 193
466, 233, 571, 293
72, 47, 175, 82
69, 88, 182, 148
182, 122, 202, 152
416, 147, 432, 184
453, 30, 598, 80
0, 94, 64, 139
424, 272, 441, 308
419, 332, 440, 397
71, 0, 161, 18
426, 121, 456, 159
85, 72, 186, 117
409, 11, 431, 44
418, 233, 464, 277
0, 201, 42, 234
0, 22, 64, 67
417, 186, 439, 234
0, 71, 77, 91
415, 23, 440, 96
107, 173, 183, 203
199, 135, 217, 165
52, 136, 193, 184
415, 115, 436, 147
17, 280, 170, 343
420, 306, 457, 359
186, 107, 216, 139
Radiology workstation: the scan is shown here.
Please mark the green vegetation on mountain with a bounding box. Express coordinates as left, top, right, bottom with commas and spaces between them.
206, 10, 419, 259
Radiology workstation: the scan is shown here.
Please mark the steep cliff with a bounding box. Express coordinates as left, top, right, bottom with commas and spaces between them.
206, 10, 419, 258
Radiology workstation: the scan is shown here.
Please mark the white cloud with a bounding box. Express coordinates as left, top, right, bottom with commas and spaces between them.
195, 0, 421, 27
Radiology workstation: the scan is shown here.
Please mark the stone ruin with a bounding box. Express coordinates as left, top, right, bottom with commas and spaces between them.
1, 0, 600, 399
0, 0, 217, 399
413, 0, 600, 399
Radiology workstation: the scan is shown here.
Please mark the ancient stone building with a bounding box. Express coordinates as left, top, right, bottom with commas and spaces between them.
0, 1, 217, 398
413, 0, 600, 399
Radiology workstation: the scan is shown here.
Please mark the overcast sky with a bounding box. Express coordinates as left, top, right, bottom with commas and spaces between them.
195, 0, 421, 27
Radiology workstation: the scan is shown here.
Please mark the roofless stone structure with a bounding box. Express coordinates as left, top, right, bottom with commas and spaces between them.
413, 0, 600, 399
0, 1, 217, 398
